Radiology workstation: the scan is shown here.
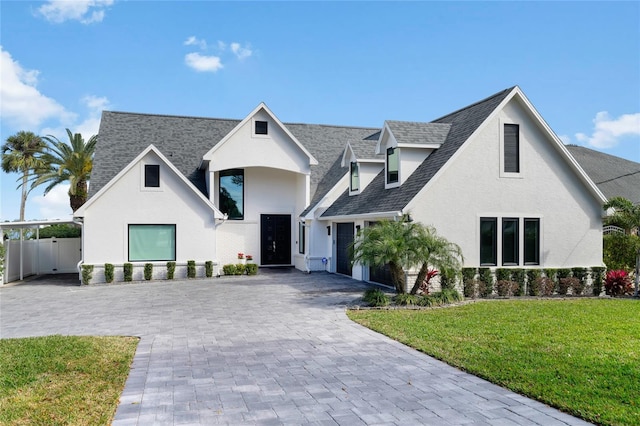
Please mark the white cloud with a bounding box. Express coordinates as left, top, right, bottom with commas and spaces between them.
230, 42, 252, 60
41, 95, 110, 139
32, 183, 73, 220
184, 36, 207, 50
0, 46, 75, 129
184, 52, 223, 73
574, 111, 640, 149
37, 0, 114, 24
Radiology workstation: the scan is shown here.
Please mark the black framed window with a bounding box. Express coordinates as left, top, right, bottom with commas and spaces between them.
145, 164, 160, 187
480, 217, 497, 266
128, 224, 176, 261
255, 120, 268, 135
502, 218, 519, 265
504, 124, 520, 173
386, 147, 398, 184
299, 222, 305, 254
219, 169, 244, 219
350, 162, 359, 191
524, 218, 540, 265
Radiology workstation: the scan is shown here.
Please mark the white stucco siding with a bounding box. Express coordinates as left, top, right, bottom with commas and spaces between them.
398, 147, 431, 185
82, 152, 217, 264
209, 110, 311, 174
408, 97, 603, 268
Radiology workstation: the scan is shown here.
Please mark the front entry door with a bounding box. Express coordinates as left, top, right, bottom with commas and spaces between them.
336, 222, 354, 276
261, 214, 291, 265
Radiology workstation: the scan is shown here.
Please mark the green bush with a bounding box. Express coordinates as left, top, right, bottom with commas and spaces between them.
104, 263, 114, 283
235, 263, 245, 275
394, 293, 420, 306
81, 264, 93, 285
187, 260, 196, 278
439, 269, 458, 291
123, 263, 133, 282
432, 289, 462, 304
144, 263, 153, 281
572, 267, 588, 294
535, 276, 555, 296
512, 269, 525, 296
166, 261, 176, 280
479, 268, 493, 298
363, 288, 389, 307
37, 223, 81, 239
496, 280, 518, 297
0, 243, 5, 278
205, 261, 214, 278
222, 264, 235, 275
604, 233, 640, 271
526, 269, 542, 295
543, 268, 557, 280
558, 277, 577, 295
462, 268, 477, 298
496, 268, 511, 281
591, 266, 605, 296
245, 263, 258, 275
418, 295, 438, 307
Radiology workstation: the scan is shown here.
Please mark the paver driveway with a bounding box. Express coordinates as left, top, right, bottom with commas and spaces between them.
0, 270, 590, 426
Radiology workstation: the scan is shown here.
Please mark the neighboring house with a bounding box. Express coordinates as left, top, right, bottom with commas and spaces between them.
565, 145, 640, 204
75, 86, 606, 284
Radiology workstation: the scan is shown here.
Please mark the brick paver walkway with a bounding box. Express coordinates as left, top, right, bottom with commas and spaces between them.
0, 270, 591, 425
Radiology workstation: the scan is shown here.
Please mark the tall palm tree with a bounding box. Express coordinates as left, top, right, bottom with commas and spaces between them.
1, 131, 46, 221
604, 196, 640, 296
32, 129, 98, 212
349, 218, 463, 294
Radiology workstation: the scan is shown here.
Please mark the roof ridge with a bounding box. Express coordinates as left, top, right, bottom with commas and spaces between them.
431, 86, 516, 123
103, 110, 241, 122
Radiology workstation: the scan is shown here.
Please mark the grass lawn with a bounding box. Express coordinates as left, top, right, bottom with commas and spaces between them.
0, 335, 138, 425
348, 298, 639, 426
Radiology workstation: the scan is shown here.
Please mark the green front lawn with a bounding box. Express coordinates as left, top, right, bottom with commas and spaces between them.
348, 299, 639, 426
0, 335, 138, 425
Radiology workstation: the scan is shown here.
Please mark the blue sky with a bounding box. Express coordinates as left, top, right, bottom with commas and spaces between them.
1, 1, 639, 221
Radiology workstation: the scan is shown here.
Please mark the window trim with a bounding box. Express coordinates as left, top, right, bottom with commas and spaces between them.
128, 224, 176, 262
219, 169, 244, 220
502, 217, 519, 266
386, 146, 399, 186
350, 161, 360, 193
141, 164, 162, 191
253, 119, 269, 137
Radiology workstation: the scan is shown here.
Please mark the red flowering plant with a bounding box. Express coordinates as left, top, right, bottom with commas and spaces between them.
237, 253, 244, 260
604, 270, 633, 297
246, 255, 253, 261
418, 268, 439, 295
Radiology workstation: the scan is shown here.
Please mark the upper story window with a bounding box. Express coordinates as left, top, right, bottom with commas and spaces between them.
504, 124, 520, 173
386, 147, 398, 184
350, 162, 359, 192
255, 120, 268, 135
145, 164, 160, 188
219, 169, 244, 220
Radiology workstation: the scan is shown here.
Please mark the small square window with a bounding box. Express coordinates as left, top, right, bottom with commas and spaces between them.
145, 165, 160, 188
255, 120, 268, 135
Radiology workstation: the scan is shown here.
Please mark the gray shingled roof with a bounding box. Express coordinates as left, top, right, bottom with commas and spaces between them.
385, 121, 451, 146
89, 112, 379, 204
566, 145, 640, 204
321, 87, 514, 218
347, 139, 384, 161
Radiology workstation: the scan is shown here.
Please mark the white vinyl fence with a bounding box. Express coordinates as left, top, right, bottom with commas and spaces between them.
2, 238, 81, 284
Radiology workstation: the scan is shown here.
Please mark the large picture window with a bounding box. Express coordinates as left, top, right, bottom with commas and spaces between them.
502, 218, 519, 265
350, 162, 359, 192
386, 147, 398, 184
219, 169, 244, 220
480, 217, 497, 266
504, 124, 520, 173
128, 224, 176, 261
524, 218, 540, 265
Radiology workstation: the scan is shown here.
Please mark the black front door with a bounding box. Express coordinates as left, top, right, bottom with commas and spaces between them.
261, 214, 291, 265
336, 222, 354, 276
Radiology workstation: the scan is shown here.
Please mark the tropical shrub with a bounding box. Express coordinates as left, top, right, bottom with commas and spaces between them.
512, 269, 525, 296
144, 263, 153, 281
418, 295, 437, 307
604, 270, 633, 296
496, 280, 519, 297
478, 268, 493, 297
37, 224, 81, 238
187, 260, 196, 278
245, 263, 258, 275
363, 288, 389, 307
81, 264, 93, 285
418, 268, 438, 295
462, 267, 477, 298
571, 267, 588, 294
603, 233, 640, 271
394, 293, 420, 306
558, 277, 577, 295
104, 263, 114, 283
496, 268, 511, 281
569, 277, 585, 295
235, 264, 245, 275
205, 261, 214, 278
123, 263, 133, 282
439, 269, 458, 291
535, 277, 555, 296
222, 264, 236, 276
526, 269, 542, 295
432, 289, 462, 304
591, 266, 605, 296
166, 261, 176, 280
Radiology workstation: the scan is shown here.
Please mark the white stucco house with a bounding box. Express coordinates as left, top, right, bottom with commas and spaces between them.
75, 86, 606, 284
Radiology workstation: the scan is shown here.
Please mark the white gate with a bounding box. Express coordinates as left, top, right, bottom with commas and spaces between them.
3, 238, 81, 284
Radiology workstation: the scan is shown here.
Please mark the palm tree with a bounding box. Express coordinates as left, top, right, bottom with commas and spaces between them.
1, 131, 46, 221
349, 218, 463, 294
32, 129, 98, 212
604, 196, 640, 296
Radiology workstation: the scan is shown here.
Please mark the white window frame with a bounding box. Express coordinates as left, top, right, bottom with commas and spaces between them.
499, 121, 523, 179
